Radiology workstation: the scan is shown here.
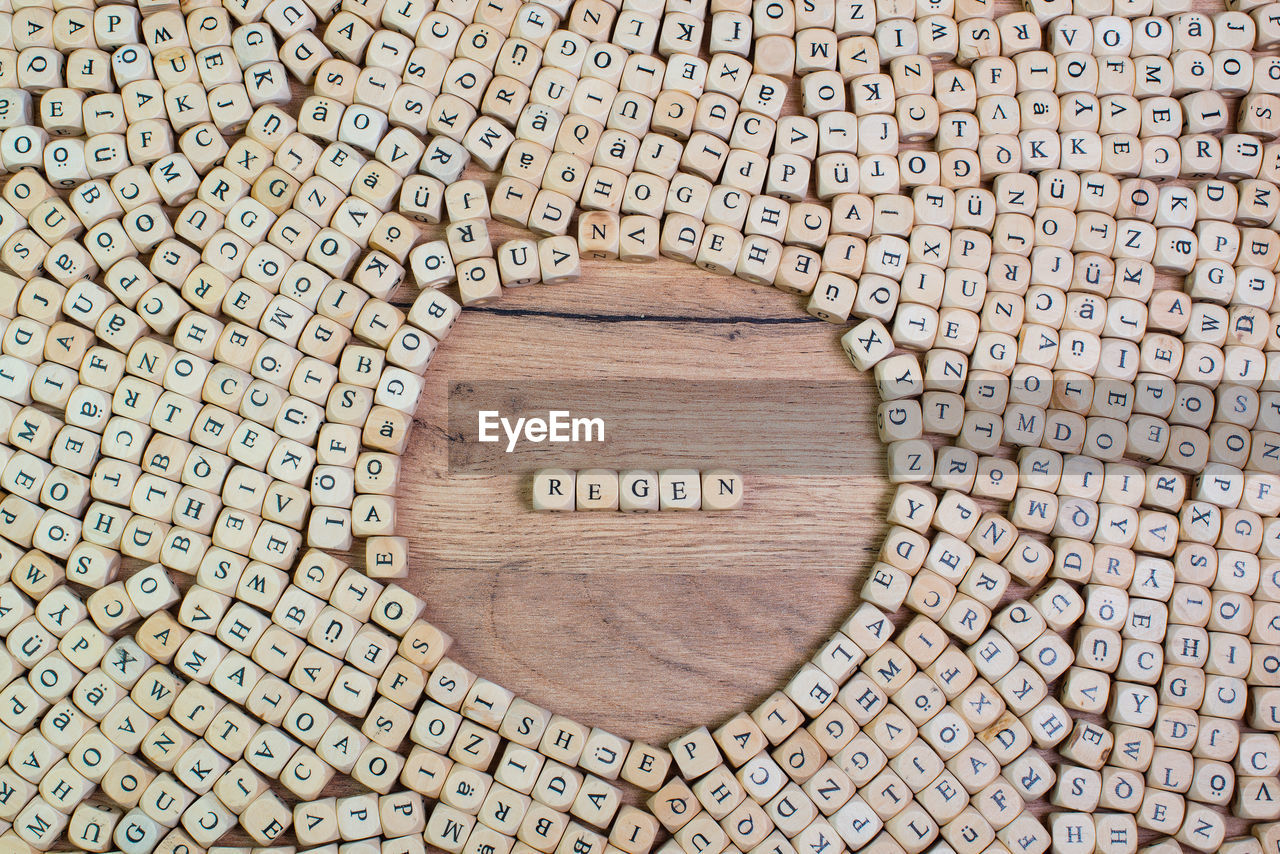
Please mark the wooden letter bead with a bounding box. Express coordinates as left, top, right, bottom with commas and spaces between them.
498, 240, 541, 287
576, 469, 620, 510
619, 471, 659, 513
457, 258, 502, 305
532, 469, 576, 511
658, 470, 702, 510
241, 792, 293, 845
700, 470, 743, 511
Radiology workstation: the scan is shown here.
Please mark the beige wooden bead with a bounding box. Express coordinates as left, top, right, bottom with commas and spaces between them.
533, 469, 576, 511
615, 470, 658, 513
496, 239, 541, 287
573, 469, 619, 510
579, 210, 620, 260
657, 469, 702, 510
694, 469, 743, 511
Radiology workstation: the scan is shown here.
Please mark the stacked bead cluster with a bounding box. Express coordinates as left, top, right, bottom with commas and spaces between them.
0, 0, 1277, 850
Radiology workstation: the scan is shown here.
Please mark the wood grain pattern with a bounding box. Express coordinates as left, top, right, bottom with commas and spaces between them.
393, 257, 888, 746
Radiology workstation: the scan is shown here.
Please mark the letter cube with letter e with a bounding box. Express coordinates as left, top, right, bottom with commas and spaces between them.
576, 469, 619, 510
659, 469, 702, 510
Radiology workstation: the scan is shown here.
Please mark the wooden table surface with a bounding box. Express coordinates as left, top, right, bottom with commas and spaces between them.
318, 0, 966, 754
394, 255, 887, 747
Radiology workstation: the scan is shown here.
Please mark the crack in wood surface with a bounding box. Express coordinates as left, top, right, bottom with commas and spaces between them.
464, 307, 826, 324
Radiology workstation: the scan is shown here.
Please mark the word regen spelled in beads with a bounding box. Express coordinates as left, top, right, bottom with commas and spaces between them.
532, 467, 745, 510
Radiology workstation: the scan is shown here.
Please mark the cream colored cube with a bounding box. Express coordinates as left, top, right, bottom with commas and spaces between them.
658, 469, 701, 510
619, 471, 659, 512
700, 469, 743, 510
576, 469, 619, 510
532, 469, 576, 511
